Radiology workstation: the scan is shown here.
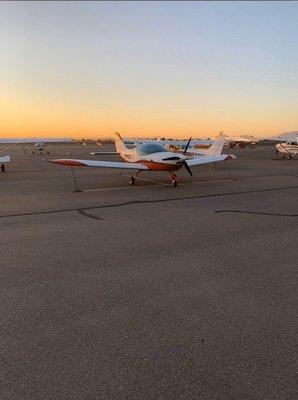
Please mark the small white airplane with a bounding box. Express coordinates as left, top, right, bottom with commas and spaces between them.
0, 143, 19, 171
50, 132, 235, 187
275, 136, 298, 159
35, 142, 45, 152
0, 153, 11, 171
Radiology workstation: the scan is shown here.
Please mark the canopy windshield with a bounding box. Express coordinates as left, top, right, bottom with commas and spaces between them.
137, 143, 166, 156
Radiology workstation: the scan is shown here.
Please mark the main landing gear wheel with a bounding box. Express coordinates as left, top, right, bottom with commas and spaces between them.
172, 180, 177, 188
129, 176, 135, 185
1, 164, 5, 172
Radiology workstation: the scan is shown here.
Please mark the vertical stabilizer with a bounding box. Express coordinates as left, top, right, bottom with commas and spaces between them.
205, 133, 226, 156
114, 132, 128, 153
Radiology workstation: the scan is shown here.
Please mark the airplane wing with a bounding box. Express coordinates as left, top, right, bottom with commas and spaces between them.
49, 158, 149, 170
185, 154, 236, 167
0, 144, 19, 154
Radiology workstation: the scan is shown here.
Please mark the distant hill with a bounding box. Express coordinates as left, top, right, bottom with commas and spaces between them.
267, 131, 298, 141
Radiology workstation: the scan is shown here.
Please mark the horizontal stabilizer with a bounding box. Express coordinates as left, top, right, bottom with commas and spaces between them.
185, 154, 236, 167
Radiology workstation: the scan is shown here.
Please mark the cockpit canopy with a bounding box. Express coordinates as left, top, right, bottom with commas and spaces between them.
136, 143, 167, 156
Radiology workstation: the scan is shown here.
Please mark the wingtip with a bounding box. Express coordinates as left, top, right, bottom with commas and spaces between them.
225, 154, 237, 160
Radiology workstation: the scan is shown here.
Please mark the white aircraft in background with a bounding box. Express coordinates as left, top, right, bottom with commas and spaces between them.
225, 134, 259, 148
164, 133, 226, 156
123, 137, 213, 149
50, 132, 235, 187
0, 138, 72, 171
91, 133, 226, 158
123, 132, 259, 150
275, 136, 298, 159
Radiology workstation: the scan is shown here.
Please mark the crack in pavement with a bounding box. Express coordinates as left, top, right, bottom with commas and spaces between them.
78, 209, 103, 220
0, 184, 297, 219
215, 210, 298, 217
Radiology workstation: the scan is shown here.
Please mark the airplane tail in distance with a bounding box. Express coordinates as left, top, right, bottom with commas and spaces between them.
114, 132, 128, 153
205, 133, 226, 156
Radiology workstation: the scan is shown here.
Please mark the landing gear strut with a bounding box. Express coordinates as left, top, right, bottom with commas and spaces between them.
169, 172, 178, 187
129, 176, 135, 185
129, 170, 141, 185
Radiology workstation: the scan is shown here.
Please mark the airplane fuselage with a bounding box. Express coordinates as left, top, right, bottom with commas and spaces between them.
119, 144, 187, 172
276, 141, 298, 156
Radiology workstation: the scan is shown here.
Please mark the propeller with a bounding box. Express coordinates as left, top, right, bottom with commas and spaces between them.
183, 137, 192, 155
182, 160, 193, 176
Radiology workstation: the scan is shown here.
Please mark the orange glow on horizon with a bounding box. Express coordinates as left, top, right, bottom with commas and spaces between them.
1, 90, 297, 140
1, 100, 296, 140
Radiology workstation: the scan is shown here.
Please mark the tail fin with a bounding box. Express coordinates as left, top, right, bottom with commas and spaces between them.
205, 133, 226, 156
114, 132, 128, 153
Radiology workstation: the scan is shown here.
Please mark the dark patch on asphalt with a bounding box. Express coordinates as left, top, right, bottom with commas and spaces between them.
78, 209, 103, 220
215, 210, 298, 217
0, 184, 297, 220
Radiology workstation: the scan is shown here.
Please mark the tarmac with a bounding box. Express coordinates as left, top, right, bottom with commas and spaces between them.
0, 142, 297, 399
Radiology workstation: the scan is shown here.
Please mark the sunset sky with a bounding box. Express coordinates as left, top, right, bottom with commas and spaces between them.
0, 1, 297, 139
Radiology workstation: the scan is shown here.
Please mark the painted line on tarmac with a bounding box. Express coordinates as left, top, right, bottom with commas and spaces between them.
0, 184, 297, 220
82, 178, 236, 192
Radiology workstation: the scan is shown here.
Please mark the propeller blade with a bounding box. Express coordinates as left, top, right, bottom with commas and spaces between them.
183, 160, 193, 176
183, 137, 192, 155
